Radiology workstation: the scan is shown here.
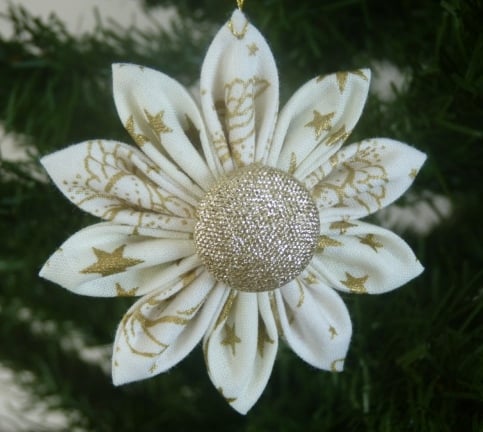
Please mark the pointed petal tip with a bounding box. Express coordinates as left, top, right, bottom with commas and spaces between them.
111, 360, 140, 386
230, 8, 246, 21
331, 358, 346, 373
111, 63, 145, 87
231, 402, 250, 416
405, 142, 427, 169
227, 393, 257, 415
38, 262, 49, 279
39, 150, 58, 174
111, 369, 124, 386
111, 62, 128, 83
414, 259, 425, 277
361, 68, 371, 82
418, 148, 428, 167
112, 62, 124, 70
38, 250, 63, 286
112, 373, 126, 387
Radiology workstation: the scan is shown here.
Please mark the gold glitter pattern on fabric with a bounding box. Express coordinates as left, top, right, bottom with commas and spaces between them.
194, 164, 319, 292
80, 245, 143, 276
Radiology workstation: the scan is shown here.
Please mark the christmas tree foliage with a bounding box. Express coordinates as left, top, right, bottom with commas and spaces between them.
1, 0, 482, 430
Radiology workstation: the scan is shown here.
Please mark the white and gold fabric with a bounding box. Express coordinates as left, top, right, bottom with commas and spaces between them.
40, 9, 426, 414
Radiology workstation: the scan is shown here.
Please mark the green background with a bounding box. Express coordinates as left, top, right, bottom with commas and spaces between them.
0, 0, 482, 430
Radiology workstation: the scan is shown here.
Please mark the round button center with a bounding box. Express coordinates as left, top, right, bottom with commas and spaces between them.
194, 164, 319, 292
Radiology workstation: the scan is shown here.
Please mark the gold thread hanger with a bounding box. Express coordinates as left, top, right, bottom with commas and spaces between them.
228, 0, 248, 39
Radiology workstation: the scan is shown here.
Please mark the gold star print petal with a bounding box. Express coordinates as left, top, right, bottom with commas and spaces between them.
125, 115, 149, 146
335, 70, 369, 92
340, 272, 369, 294
144, 109, 173, 135
305, 110, 335, 139
329, 220, 357, 235
247, 42, 259, 56
115, 283, 139, 297
357, 234, 383, 252
317, 235, 343, 253
329, 326, 338, 339
80, 245, 144, 277
221, 323, 241, 355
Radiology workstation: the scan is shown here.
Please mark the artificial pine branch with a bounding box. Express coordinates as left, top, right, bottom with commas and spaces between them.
0, 0, 482, 430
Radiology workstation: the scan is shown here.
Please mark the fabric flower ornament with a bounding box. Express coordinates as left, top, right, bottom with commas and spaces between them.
40, 9, 425, 414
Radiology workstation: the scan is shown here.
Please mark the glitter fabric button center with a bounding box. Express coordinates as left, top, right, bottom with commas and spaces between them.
194, 164, 320, 292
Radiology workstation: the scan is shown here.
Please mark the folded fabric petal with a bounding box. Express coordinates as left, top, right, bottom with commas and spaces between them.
310, 220, 424, 294
275, 275, 352, 371
41, 140, 197, 230
200, 9, 279, 171
40, 222, 196, 296
308, 138, 427, 222
113, 270, 222, 384
113, 64, 215, 192
269, 70, 370, 176
203, 291, 278, 414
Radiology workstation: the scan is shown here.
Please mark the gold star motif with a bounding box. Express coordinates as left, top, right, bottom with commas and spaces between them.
80, 245, 144, 277
115, 283, 139, 297
335, 72, 349, 93
303, 272, 317, 285
316, 235, 343, 252
149, 363, 157, 374
409, 168, 418, 179
247, 42, 259, 56
257, 321, 274, 358
324, 125, 350, 146
335, 70, 368, 92
340, 272, 369, 294
144, 109, 173, 135
125, 115, 149, 146
329, 220, 357, 234
221, 323, 241, 355
357, 234, 383, 252
351, 69, 369, 81
305, 110, 335, 139
329, 326, 338, 339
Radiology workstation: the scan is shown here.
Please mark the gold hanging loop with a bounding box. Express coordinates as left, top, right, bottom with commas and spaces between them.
236, 0, 244, 10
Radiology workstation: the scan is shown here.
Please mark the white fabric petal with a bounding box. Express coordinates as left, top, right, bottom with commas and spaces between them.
309, 138, 427, 222
311, 220, 424, 294
275, 276, 351, 371
269, 70, 370, 177
200, 9, 279, 172
112, 63, 215, 193
113, 270, 223, 385
41, 140, 196, 231
203, 290, 277, 414
39, 222, 196, 297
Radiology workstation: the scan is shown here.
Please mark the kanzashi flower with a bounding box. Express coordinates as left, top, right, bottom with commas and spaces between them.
40, 10, 425, 414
